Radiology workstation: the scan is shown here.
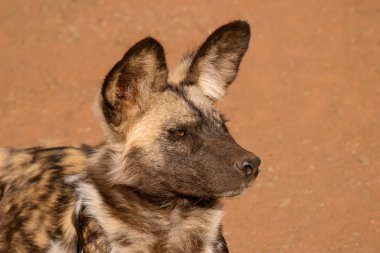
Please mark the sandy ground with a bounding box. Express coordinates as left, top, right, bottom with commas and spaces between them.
1, 1, 380, 252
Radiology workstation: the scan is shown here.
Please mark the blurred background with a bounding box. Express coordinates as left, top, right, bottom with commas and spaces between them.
1, 1, 379, 252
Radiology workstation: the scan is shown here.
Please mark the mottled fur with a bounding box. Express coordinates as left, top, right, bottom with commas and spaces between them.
0, 21, 260, 253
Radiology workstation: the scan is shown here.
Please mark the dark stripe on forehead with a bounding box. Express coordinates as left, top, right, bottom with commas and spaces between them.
161, 85, 225, 130
160, 84, 205, 120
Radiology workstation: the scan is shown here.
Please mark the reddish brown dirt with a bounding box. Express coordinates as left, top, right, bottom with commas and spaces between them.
1, 1, 380, 252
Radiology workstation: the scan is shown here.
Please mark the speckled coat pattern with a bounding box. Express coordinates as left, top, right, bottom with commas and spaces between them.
0, 21, 260, 253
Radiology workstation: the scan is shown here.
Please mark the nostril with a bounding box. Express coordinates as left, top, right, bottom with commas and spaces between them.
243, 161, 253, 169
238, 157, 261, 177
242, 161, 254, 176
235, 160, 252, 175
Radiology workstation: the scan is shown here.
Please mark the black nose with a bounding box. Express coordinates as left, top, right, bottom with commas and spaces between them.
237, 157, 261, 177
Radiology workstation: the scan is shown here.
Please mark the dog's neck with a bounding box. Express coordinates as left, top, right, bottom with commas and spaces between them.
77, 154, 223, 253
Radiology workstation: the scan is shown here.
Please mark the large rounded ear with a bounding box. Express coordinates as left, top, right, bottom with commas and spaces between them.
101, 37, 168, 133
185, 20, 250, 101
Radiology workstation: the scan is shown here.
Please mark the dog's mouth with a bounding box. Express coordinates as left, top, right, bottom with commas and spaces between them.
215, 169, 260, 198
215, 188, 245, 198
167, 169, 260, 201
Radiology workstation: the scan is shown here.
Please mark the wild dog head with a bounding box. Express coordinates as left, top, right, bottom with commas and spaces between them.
100, 20, 260, 199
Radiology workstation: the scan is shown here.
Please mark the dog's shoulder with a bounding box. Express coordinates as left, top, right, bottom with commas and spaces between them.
0, 145, 93, 252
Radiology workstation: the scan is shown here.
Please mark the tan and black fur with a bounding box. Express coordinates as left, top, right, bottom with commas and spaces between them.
0, 21, 261, 253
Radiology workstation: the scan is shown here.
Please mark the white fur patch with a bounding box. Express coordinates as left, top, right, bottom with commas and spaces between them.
63, 174, 81, 184
47, 241, 68, 253
198, 65, 227, 101
77, 182, 157, 252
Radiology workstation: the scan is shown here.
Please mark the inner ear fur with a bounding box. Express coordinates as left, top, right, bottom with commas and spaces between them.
185, 20, 251, 101
101, 37, 168, 131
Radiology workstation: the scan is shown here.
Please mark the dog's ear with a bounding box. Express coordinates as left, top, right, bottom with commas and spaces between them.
185, 20, 250, 101
101, 37, 168, 132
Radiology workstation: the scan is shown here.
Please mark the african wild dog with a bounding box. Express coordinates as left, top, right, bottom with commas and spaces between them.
0, 20, 261, 253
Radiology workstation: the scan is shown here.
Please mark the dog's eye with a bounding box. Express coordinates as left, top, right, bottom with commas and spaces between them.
173, 130, 186, 137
